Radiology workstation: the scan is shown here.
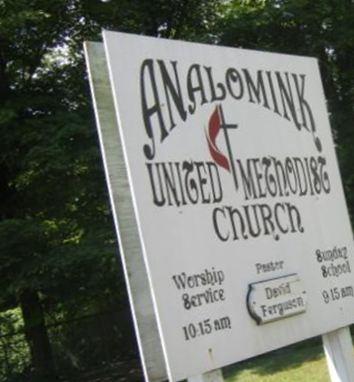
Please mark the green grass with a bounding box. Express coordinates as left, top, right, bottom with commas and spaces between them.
224, 338, 331, 382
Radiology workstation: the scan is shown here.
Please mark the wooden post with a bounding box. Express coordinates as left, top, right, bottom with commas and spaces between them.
323, 326, 354, 382
188, 369, 224, 382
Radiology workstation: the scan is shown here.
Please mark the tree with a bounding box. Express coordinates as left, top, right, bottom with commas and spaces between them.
0, 0, 222, 378
0, 1, 119, 377
217, 0, 354, 223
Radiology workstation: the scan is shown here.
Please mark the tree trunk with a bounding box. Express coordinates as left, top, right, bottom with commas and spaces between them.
19, 289, 55, 379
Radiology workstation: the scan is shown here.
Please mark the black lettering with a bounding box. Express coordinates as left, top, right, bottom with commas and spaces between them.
187, 64, 207, 114
274, 203, 289, 234
213, 207, 229, 241
242, 69, 270, 109
207, 162, 223, 202
195, 162, 211, 204
146, 163, 166, 206
293, 74, 322, 152
243, 205, 261, 237
286, 202, 304, 233
158, 60, 187, 130
204, 66, 226, 102
237, 159, 256, 200
226, 206, 248, 240
225, 68, 244, 99
161, 162, 181, 206
140, 59, 167, 159
275, 71, 301, 127
183, 161, 199, 203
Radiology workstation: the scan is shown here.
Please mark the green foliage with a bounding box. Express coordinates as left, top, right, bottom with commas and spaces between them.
0, 309, 30, 381
0, 0, 353, 379
225, 338, 330, 381
217, 0, 354, 224
78, 0, 221, 41
0, 0, 122, 312
0, 1, 221, 377
0, 0, 227, 318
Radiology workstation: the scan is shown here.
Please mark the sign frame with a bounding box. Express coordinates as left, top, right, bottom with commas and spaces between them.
84, 41, 167, 382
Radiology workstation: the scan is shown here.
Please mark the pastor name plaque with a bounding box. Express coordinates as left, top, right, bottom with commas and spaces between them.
247, 274, 307, 325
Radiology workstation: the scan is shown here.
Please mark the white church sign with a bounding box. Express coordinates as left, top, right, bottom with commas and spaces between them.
85, 31, 354, 381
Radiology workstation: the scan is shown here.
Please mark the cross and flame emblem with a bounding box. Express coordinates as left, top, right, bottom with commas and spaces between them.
206, 104, 239, 191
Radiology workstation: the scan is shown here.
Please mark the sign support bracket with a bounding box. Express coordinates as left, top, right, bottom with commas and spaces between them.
322, 326, 354, 382
84, 41, 167, 382
187, 368, 225, 382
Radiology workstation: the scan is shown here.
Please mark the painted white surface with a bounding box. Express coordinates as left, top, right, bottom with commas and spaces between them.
100, 31, 354, 381
323, 327, 354, 382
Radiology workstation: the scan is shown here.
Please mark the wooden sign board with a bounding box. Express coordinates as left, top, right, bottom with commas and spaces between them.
85, 32, 354, 381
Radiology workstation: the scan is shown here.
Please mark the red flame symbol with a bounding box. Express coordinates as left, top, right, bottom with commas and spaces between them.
206, 106, 230, 171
